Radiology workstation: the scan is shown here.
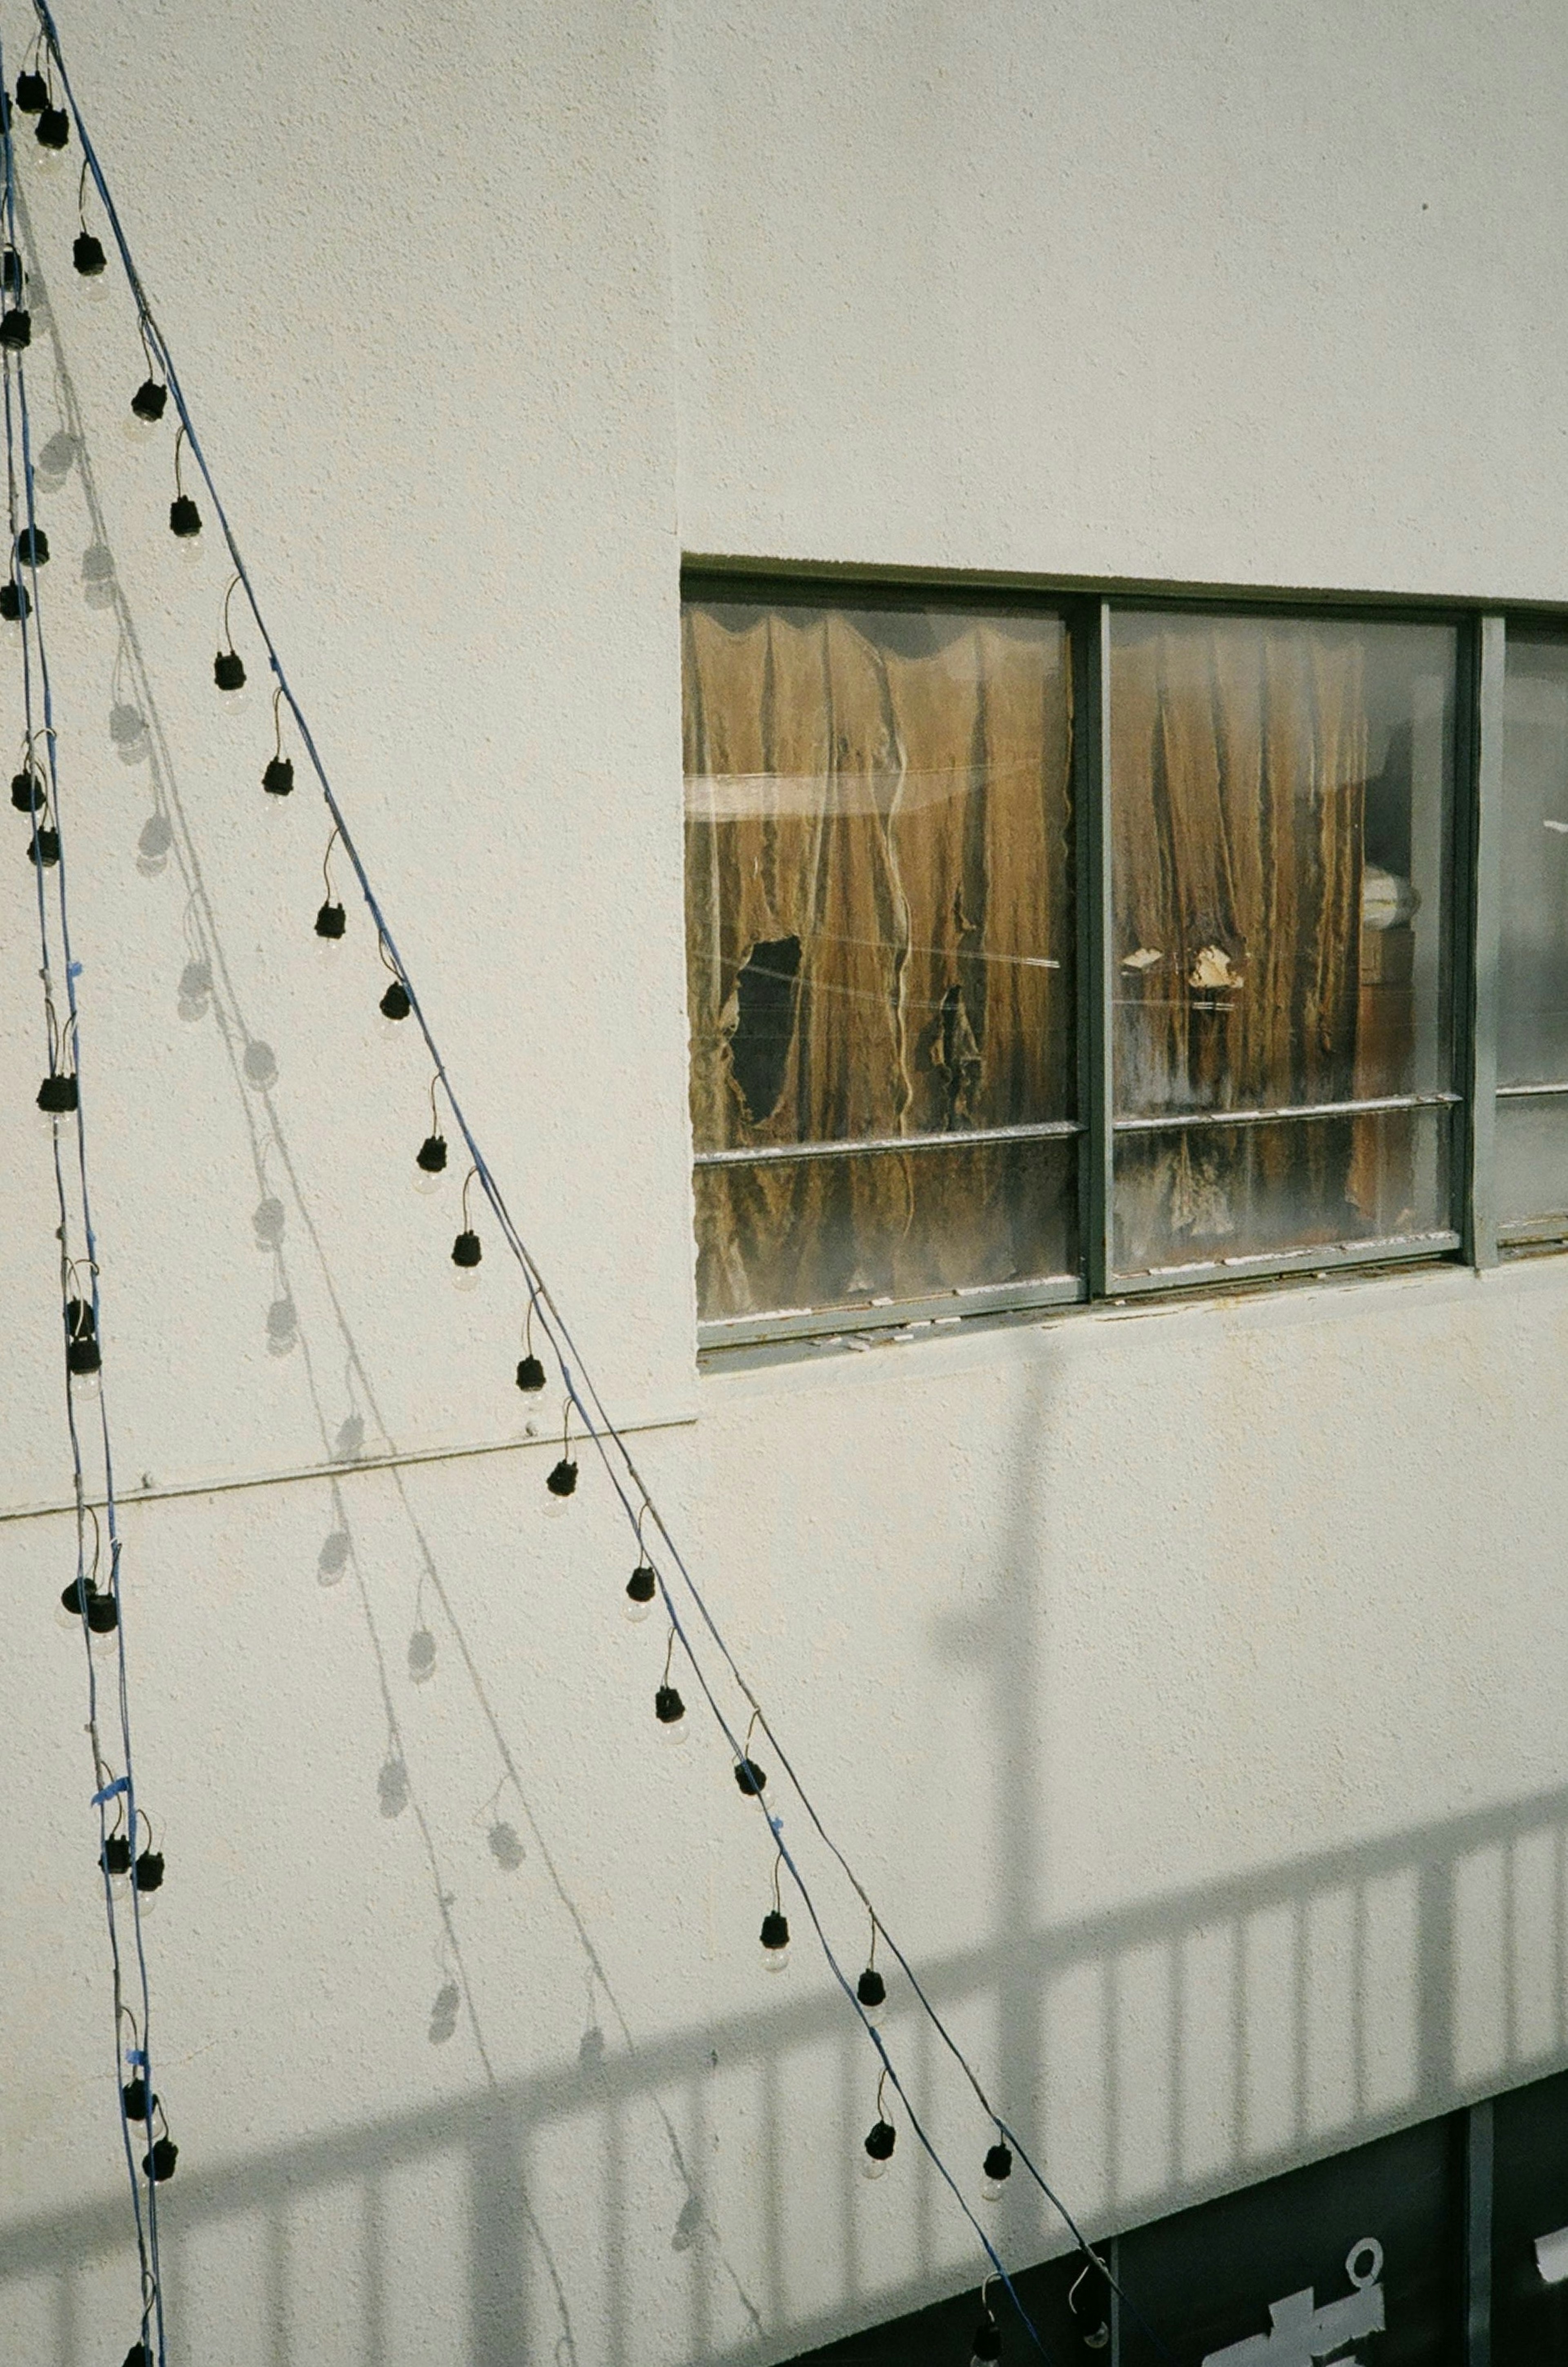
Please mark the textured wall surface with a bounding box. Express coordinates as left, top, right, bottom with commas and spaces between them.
3, 3, 1568, 2365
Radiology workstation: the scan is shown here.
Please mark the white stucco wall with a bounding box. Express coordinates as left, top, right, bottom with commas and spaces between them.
4, 4, 1568, 2365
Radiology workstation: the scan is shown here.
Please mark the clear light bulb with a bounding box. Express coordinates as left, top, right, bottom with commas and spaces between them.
218, 675, 251, 708
660, 1710, 690, 1744
451, 1265, 481, 1294
69, 1363, 101, 1399
981, 2172, 1007, 2203
762, 1939, 790, 1971
623, 1590, 654, 1625
413, 1165, 445, 1196
541, 1488, 572, 1518
860, 2152, 889, 2180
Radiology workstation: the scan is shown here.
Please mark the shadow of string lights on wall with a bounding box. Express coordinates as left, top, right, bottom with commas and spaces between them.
9, 157, 765, 2367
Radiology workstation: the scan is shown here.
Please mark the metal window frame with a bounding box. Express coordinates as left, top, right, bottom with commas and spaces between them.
683, 571, 1508, 1353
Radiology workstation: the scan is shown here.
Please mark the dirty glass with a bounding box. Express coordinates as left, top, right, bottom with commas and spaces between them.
1109, 611, 1457, 1276
684, 593, 1076, 1325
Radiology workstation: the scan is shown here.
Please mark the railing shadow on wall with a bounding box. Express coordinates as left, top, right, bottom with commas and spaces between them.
7, 1776, 1568, 2367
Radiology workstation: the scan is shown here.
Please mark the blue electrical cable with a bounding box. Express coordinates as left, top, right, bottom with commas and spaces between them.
0, 40, 168, 2367
31, 6, 1178, 2355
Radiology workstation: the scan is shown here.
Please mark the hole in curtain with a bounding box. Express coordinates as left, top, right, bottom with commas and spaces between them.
728, 935, 801, 1125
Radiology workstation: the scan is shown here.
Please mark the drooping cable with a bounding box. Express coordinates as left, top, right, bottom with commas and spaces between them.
31, 5, 1171, 2350
0, 48, 168, 2367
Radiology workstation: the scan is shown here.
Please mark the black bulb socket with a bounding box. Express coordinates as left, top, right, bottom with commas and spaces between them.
655, 1683, 685, 1726
214, 650, 246, 692
67, 1335, 102, 1377
36, 105, 69, 150
123, 2343, 153, 2367
734, 1756, 767, 1796
547, 1457, 578, 1497
169, 494, 200, 539
16, 525, 48, 566
451, 1228, 481, 1268
122, 2076, 156, 2122
0, 308, 31, 351
380, 980, 411, 1021
0, 580, 29, 620
1, 248, 21, 294
102, 1834, 132, 1876
982, 2141, 1013, 2185
133, 1848, 165, 1894
971, 2320, 1002, 2363
864, 2119, 897, 2163
10, 767, 40, 810
315, 900, 346, 939
60, 1577, 118, 1634
131, 378, 167, 422
626, 1562, 656, 1604
29, 826, 60, 867
73, 230, 106, 277
143, 2135, 178, 2183
857, 1967, 887, 2010
416, 1133, 448, 1173
36, 1071, 78, 1114
760, 1909, 790, 1952
66, 1295, 97, 1338
263, 754, 294, 796
515, 1353, 546, 1392
15, 69, 45, 112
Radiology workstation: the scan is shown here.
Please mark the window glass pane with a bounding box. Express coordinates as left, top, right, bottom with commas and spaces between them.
1499, 634, 1568, 1087
684, 594, 1074, 1322
1113, 1109, 1452, 1278
694, 1137, 1077, 1323
1496, 1095, 1568, 1242
1109, 612, 1456, 1275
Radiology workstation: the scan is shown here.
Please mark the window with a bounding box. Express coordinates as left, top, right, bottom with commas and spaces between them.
1496, 630, 1568, 1246
683, 577, 1553, 1346
684, 588, 1077, 1333
1107, 611, 1459, 1283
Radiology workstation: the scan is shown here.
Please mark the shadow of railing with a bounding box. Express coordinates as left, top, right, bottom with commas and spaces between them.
7, 1778, 1568, 2367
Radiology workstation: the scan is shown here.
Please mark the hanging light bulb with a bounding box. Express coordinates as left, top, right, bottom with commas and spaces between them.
16, 526, 47, 568
451, 1228, 482, 1290
981, 2142, 1013, 2202
10, 769, 41, 810
0, 580, 28, 621
132, 1849, 165, 1915
128, 377, 167, 436
414, 1132, 447, 1194
36, 104, 70, 152
28, 825, 61, 867
72, 230, 107, 279
734, 1756, 767, 1797
515, 1352, 546, 1392
214, 649, 247, 695
36, 1071, 78, 1123
315, 899, 346, 940
655, 1683, 688, 1743
168, 494, 200, 541
760, 1910, 790, 1970
0, 308, 31, 352
15, 68, 46, 111
857, 1966, 887, 2019
121, 2075, 156, 2123
624, 1562, 656, 1622
142, 2135, 178, 2183
263, 754, 294, 798
969, 2311, 1002, 2365
546, 1455, 577, 1498
379, 979, 411, 1024
100, 1832, 132, 1883
862, 2119, 897, 2179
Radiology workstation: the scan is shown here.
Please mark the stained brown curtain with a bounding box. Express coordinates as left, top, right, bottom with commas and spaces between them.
684, 599, 1074, 1320
1109, 615, 1381, 1268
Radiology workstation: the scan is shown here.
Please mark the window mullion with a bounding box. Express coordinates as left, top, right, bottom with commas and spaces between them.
1463, 613, 1505, 1267
1079, 600, 1114, 1297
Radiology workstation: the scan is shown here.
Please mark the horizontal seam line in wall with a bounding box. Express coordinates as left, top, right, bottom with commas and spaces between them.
0, 1412, 699, 1526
